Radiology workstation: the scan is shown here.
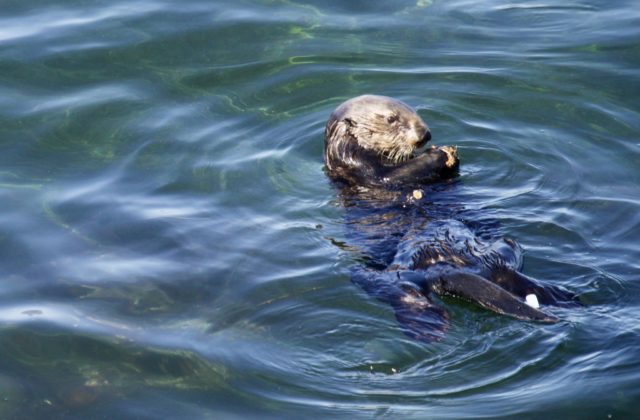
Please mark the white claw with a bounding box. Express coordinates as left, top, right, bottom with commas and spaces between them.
525, 294, 540, 309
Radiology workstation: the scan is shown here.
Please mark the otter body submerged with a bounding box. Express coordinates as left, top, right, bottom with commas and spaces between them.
325, 95, 578, 341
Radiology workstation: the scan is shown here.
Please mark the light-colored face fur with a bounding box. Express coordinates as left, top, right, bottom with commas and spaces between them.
327, 95, 430, 164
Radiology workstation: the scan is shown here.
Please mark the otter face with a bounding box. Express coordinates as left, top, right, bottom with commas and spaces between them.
328, 95, 431, 164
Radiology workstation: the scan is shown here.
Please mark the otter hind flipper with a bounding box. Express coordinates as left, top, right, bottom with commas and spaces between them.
391, 283, 449, 342
351, 268, 449, 342
431, 271, 559, 323
489, 267, 581, 307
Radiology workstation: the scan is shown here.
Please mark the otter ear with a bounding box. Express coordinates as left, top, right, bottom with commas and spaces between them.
343, 117, 355, 126
325, 119, 352, 170
326, 118, 348, 143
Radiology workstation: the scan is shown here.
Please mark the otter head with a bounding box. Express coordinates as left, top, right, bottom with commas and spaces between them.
324, 95, 431, 172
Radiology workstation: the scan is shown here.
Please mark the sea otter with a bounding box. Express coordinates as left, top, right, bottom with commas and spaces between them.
325, 95, 578, 342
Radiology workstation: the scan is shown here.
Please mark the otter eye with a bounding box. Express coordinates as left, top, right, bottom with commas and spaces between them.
386, 115, 398, 124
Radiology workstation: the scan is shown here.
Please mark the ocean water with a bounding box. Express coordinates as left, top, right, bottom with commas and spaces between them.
0, 0, 639, 418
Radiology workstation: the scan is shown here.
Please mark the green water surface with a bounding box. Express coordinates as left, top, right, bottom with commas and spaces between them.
0, 0, 639, 418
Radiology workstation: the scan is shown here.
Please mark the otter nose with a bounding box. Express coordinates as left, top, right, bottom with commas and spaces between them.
415, 129, 431, 148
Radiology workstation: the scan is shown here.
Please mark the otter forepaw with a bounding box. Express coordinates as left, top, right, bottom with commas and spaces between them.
439, 145, 459, 169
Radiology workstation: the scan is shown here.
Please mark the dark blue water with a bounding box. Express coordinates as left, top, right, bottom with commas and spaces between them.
1, 0, 639, 418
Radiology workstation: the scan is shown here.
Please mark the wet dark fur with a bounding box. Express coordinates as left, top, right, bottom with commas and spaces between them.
325, 95, 579, 342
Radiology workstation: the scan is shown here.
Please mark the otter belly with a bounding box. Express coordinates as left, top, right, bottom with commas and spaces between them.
343, 190, 579, 342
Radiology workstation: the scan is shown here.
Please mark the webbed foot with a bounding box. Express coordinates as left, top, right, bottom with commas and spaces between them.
351, 268, 449, 342
430, 271, 559, 323
490, 266, 581, 307
391, 282, 449, 342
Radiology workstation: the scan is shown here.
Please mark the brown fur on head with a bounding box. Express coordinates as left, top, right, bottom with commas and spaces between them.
324, 95, 431, 171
